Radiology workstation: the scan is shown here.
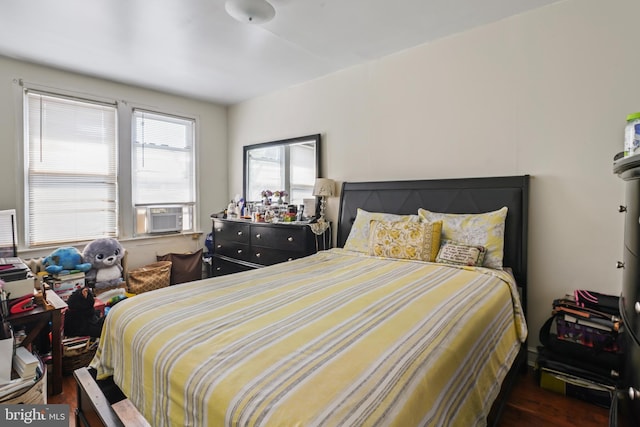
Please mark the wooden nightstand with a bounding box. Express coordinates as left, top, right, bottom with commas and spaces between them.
7, 290, 67, 395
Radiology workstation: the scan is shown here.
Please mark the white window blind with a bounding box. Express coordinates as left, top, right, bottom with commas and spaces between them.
133, 110, 195, 206
25, 91, 118, 246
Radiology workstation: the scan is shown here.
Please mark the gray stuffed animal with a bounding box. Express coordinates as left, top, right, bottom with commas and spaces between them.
82, 238, 125, 290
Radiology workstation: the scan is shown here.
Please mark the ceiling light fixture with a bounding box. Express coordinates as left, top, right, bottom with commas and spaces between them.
225, 0, 276, 24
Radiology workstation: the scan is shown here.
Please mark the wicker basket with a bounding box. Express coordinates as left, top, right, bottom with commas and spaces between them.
0, 357, 47, 404
62, 339, 98, 376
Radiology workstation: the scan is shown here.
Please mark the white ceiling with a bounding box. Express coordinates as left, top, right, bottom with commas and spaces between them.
0, 0, 563, 105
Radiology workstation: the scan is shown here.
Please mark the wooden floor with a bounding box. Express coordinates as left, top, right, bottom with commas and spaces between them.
497, 368, 611, 427
49, 367, 612, 427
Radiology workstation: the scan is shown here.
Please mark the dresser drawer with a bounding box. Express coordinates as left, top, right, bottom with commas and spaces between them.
215, 241, 251, 262
250, 248, 303, 266
623, 331, 640, 421
251, 224, 309, 252
624, 179, 640, 257
622, 247, 640, 337
213, 219, 250, 245
212, 256, 254, 277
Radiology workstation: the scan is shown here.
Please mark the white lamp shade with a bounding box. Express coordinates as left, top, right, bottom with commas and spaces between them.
225, 0, 275, 24
313, 178, 335, 197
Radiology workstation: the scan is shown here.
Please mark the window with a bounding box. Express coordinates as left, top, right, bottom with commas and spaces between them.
25, 91, 118, 246
23, 89, 198, 248
132, 110, 195, 234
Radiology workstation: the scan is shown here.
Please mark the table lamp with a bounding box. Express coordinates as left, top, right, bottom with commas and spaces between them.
310, 178, 334, 235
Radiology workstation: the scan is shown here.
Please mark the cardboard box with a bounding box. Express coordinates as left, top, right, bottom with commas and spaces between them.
3, 275, 35, 300
52, 278, 84, 293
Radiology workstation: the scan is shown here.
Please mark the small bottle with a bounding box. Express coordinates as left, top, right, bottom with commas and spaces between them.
624, 112, 640, 157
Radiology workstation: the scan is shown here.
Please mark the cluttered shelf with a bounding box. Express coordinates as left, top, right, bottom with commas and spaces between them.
6, 289, 66, 396
1, 271, 67, 398
0, 351, 46, 405
536, 290, 625, 425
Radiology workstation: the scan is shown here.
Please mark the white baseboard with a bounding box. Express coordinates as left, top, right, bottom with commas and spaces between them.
527, 346, 538, 367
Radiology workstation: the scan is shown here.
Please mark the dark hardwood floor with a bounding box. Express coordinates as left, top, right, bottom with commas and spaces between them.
49, 374, 78, 427
49, 367, 613, 427
498, 368, 611, 427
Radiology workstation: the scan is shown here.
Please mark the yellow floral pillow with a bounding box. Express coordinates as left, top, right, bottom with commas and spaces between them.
368, 220, 442, 262
418, 207, 508, 269
343, 209, 420, 253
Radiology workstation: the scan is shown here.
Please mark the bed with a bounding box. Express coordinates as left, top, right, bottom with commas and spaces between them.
77, 175, 530, 427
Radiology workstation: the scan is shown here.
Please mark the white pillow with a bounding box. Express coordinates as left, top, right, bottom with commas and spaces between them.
418, 207, 508, 269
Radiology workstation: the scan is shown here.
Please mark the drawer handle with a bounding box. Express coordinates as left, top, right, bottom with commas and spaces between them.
616, 261, 625, 269
635, 301, 640, 314
256, 233, 261, 239
237, 249, 242, 254
629, 387, 640, 400
256, 253, 261, 258
287, 236, 294, 242
237, 231, 243, 236
216, 244, 222, 249
619, 205, 627, 212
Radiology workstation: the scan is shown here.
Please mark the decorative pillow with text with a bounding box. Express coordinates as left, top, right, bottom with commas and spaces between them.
436, 240, 487, 267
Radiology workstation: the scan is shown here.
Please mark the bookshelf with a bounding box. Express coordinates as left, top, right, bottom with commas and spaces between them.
7, 290, 67, 395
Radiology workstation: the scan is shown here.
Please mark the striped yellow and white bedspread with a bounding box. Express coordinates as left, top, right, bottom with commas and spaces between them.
91, 248, 527, 427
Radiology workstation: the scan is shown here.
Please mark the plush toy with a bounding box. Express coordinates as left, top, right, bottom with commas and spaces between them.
82, 238, 125, 290
65, 287, 104, 338
43, 246, 92, 275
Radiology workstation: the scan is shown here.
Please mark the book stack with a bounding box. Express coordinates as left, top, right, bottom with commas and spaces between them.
49, 270, 85, 301
12, 346, 39, 379
553, 296, 620, 351
536, 290, 623, 408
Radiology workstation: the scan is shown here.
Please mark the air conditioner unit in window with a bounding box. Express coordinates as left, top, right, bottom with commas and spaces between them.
147, 206, 183, 233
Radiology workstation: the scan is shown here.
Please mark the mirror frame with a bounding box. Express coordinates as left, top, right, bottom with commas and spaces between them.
243, 134, 321, 205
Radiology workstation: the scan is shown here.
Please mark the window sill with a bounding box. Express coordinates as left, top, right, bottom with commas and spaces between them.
20, 231, 204, 258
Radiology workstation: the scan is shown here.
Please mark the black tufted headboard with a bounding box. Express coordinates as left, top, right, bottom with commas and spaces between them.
336, 175, 530, 290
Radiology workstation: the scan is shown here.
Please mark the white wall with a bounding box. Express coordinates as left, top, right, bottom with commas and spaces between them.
227, 0, 640, 351
0, 56, 228, 269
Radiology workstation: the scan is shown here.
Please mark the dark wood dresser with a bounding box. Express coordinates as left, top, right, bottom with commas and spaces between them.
614, 155, 640, 422
211, 217, 329, 276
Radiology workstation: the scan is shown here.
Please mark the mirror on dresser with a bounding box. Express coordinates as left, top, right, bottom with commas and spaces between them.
243, 134, 321, 206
